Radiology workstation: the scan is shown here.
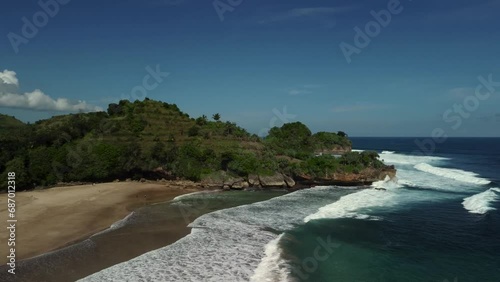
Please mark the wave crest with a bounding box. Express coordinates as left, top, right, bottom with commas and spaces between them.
414, 163, 491, 185
463, 188, 500, 214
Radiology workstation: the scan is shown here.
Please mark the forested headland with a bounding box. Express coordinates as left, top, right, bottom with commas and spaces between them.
0, 99, 394, 192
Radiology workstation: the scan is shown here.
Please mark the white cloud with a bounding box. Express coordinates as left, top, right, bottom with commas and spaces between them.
0, 70, 19, 87
287, 84, 322, 96
288, 89, 312, 96
259, 6, 356, 24
0, 69, 102, 112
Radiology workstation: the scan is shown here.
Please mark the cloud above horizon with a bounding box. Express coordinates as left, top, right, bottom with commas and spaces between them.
287, 84, 322, 96
0, 70, 103, 112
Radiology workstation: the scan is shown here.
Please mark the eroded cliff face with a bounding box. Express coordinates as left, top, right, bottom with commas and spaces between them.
294, 166, 397, 187
200, 166, 396, 190
201, 172, 296, 190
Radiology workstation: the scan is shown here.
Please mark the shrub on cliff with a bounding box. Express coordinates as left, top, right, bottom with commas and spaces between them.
264, 122, 313, 159
311, 131, 351, 151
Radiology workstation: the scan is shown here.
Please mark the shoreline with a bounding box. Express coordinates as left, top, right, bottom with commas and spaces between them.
0, 181, 201, 265
0, 183, 287, 282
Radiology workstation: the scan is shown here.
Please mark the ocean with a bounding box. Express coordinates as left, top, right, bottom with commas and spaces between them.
81, 138, 500, 282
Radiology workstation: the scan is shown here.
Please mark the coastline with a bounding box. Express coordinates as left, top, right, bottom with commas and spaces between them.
0, 181, 200, 265
0, 182, 288, 282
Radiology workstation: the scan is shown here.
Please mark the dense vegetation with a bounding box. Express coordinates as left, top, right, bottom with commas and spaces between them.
0, 99, 384, 192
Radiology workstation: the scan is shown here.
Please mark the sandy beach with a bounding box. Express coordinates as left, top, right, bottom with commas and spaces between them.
0, 181, 199, 265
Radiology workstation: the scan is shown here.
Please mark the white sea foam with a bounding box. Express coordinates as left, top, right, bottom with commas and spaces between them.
172, 190, 221, 202
462, 188, 500, 214
303, 158, 479, 223
304, 178, 401, 222
250, 234, 291, 282
379, 152, 449, 166
414, 163, 491, 185
90, 212, 135, 238
80, 187, 338, 282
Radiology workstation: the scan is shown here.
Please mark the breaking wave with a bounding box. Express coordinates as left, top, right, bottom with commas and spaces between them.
414, 163, 491, 185
463, 188, 500, 214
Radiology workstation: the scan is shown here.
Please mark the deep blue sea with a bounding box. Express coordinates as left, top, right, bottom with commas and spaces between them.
81, 138, 500, 282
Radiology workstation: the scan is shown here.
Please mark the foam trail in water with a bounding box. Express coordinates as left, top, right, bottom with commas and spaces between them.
379, 152, 449, 166
414, 163, 491, 185
250, 234, 291, 282
172, 190, 221, 202
90, 212, 135, 238
304, 177, 401, 222
80, 187, 342, 282
463, 188, 500, 214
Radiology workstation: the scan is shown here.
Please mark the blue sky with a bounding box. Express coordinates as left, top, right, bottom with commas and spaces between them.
1, 0, 499, 136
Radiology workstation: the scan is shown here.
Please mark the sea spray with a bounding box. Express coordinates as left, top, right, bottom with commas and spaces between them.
463, 188, 500, 214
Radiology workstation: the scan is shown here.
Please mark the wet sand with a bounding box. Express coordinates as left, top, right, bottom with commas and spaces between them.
0, 182, 199, 265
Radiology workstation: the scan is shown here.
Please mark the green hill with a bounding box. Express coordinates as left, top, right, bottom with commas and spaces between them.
0, 114, 27, 134
0, 99, 389, 191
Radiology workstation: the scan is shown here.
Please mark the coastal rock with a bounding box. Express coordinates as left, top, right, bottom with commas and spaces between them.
295, 166, 397, 187
224, 176, 245, 187
248, 174, 260, 186
283, 174, 295, 188
231, 181, 249, 190
259, 173, 286, 188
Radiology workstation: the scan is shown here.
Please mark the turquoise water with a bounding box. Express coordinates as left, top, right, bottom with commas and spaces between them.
284, 200, 500, 282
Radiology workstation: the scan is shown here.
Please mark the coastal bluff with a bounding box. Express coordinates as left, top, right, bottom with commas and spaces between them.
198, 165, 397, 190
1, 99, 395, 192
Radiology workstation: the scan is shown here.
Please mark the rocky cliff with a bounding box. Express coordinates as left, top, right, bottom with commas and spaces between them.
200, 166, 396, 190
294, 165, 396, 187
